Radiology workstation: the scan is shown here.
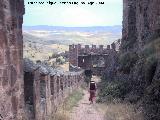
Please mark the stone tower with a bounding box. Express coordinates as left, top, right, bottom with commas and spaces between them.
69, 44, 79, 67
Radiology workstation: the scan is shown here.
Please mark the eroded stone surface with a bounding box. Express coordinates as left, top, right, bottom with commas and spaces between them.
122, 0, 160, 51
0, 0, 25, 119
69, 44, 119, 75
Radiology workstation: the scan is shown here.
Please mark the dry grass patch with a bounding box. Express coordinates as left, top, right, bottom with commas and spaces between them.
52, 110, 70, 120
63, 89, 84, 111
52, 89, 84, 120
99, 102, 143, 120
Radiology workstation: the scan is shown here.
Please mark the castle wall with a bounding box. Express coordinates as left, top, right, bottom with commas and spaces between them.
78, 55, 92, 70
31, 69, 84, 120
69, 43, 118, 75
0, 0, 25, 119
122, 0, 160, 51
69, 45, 79, 66
69, 43, 117, 69
120, 1, 160, 119
24, 59, 85, 120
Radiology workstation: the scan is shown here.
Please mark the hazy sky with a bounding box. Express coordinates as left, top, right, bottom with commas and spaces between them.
24, 0, 122, 27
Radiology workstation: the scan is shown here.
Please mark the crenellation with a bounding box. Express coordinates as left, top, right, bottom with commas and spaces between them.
92, 45, 96, 49
69, 43, 117, 68
69, 43, 118, 75
75, 44, 78, 49
70, 44, 119, 75
99, 45, 103, 49
77, 44, 116, 53
78, 44, 81, 50
85, 45, 89, 48
111, 43, 116, 50
107, 45, 110, 50
99, 45, 103, 53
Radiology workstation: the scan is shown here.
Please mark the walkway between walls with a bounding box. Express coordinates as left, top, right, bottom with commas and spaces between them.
70, 76, 105, 120
69, 90, 104, 120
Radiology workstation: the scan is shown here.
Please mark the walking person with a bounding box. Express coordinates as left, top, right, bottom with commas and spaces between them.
89, 80, 97, 104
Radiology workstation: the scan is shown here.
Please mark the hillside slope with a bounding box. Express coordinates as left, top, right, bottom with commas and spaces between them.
23, 26, 122, 61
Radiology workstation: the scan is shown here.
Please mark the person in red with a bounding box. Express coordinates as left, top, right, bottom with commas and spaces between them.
89, 80, 97, 104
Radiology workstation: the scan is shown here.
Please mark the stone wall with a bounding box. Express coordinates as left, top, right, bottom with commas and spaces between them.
24, 59, 84, 120
122, 0, 160, 51
69, 43, 117, 67
100, 1, 160, 119
69, 43, 119, 76
0, 0, 25, 119
118, 1, 160, 119
0, 1, 85, 119
69, 43, 119, 75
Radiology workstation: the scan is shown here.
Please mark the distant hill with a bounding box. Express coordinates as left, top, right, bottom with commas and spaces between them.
23, 25, 122, 45
23, 25, 122, 61
23, 25, 122, 33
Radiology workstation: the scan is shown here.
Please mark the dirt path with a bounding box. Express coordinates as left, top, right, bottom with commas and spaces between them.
69, 76, 105, 120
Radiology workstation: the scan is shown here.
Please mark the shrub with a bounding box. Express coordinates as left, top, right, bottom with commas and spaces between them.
142, 37, 160, 58
121, 37, 137, 50
119, 51, 138, 74
84, 76, 91, 85
98, 79, 131, 102
141, 38, 159, 85
144, 55, 158, 85
56, 56, 65, 64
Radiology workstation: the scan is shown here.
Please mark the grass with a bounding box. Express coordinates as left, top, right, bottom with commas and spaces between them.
52, 111, 70, 120
98, 102, 144, 120
52, 88, 84, 120
63, 88, 84, 111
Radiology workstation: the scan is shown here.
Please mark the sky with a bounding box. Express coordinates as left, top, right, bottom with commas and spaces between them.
24, 0, 123, 27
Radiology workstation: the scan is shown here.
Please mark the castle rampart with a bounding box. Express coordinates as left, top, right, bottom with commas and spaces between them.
69, 43, 117, 68
24, 59, 84, 120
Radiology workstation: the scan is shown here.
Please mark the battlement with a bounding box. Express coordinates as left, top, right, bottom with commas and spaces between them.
69, 43, 116, 55
69, 42, 117, 67
70, 43, 115, 49
69, 44, 114, 50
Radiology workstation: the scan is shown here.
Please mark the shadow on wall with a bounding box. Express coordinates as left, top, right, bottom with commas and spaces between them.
23, 58, 85, 120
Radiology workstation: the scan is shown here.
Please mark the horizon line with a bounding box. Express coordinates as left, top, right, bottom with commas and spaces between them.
22, 25, 122, 27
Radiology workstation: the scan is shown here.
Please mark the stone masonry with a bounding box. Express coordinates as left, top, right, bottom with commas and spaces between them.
120, 0, 160, 119
24, 59, 84, 120
0, 1, 85, 120
122, 0, 160, 51
0, 0, 25, 119
69, 43, 118, 75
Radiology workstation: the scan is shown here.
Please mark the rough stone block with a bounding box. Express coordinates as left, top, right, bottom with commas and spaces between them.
10, 49, 19, 65
2, 77, 8, 87
10, 65, 17, 87
0, 50, 4, 64
4, 49, 9, 64
0, 30, 7, 49
11, 96, 18, 114
9, 34, 17, 47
